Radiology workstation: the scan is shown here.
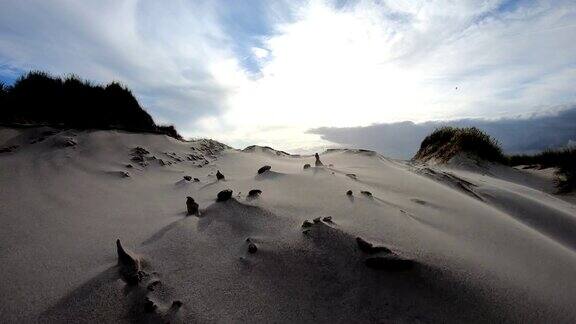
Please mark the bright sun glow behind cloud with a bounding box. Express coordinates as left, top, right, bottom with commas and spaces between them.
190, 0, 576, 151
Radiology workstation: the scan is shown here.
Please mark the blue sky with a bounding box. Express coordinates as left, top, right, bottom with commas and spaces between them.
1, 0, 575, 152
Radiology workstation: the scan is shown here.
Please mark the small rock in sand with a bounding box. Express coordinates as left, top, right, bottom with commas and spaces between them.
144, 297, 158, 313
302, 220, 313, 228
313, 217, 321, 224
356, 237, 392, 254
125, 164, 133, 168
248, 189, 262, 197
346, 190, 353, 196
315, 153, 324, 166
216, 170, 225, 180
186, 196, 199, 215
147, 280, 160, 291
303, 164, 311, 169
364, 255, 415, 271
116, 239, 141, 285
133, 147, 150, 155
194, 177, 200, 182
217, 189, 233, 202
171, 300, 184, 309
346, 173, 357, 180
0, 145, 19, 153
361, 191, 372, 197
258, 165, 271, 174
120, 171, 130, 178
322, 216, 333, 222
183, 175, 192, 181
248, 242, 258, 254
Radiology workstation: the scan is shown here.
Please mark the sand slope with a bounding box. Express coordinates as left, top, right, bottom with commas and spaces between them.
1, 127, 575, 323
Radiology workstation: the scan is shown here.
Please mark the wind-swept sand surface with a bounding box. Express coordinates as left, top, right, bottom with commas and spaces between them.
1, 127, 575, 323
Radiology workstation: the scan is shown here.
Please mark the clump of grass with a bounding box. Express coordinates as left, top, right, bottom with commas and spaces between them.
509, 147, 576, 193
414, 126, 505, 163
0, 71, 181, 139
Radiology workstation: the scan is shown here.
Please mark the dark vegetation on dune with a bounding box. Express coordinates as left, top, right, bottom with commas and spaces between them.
415, 126, 574, 193
0, 71, 181, 139
413, 126, 505, 163
508, 148, 576, 193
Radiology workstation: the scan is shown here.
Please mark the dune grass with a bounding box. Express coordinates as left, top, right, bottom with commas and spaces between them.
0, 71, 181, 139
509, 148, 576, 193
414, 126, 505, 163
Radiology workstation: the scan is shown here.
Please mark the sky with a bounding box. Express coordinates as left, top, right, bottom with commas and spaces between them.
1, 0, 575, 154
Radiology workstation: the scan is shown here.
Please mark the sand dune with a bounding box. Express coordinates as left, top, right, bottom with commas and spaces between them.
1, 126, 575, 323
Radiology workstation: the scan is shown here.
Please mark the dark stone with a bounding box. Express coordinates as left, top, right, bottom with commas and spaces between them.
147, 280, 160, 291
248, 189, 262, 197
194, 177, 200, 182
361, 191, 372, 197
216, 170, 225, 180
125, 164, 133, 168
346, 173, 357, 179
346, 190, 353, 196
303, 164, 311, 169
322, 216, 333, 222
356, 237, 392, 254
131, 155, 145, 163
315, 153, 323, 166
0, 145, 19, 153
258, 165, 272, 174
216, 189, 233, 202
186, 196, 199, 215
313, 217, 321, 223
132, 147, 149, 155
171, 300, 184, 308
302, 220, 313, 228
116, 239, 141, 285
364, 255, 415, 271
248, 243, 258, 254
120, 171, 130, 178
144, 298, 157, 313
183, 175, 192, 181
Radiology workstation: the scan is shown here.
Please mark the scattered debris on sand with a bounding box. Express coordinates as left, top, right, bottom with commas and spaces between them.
217, 189, 233, 202
257, 165, 271, 174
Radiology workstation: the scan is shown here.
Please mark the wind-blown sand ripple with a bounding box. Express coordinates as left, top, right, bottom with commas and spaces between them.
1, 127, 575, 322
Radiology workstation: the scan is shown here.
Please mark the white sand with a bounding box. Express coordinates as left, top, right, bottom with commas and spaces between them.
1, 127, 575, 323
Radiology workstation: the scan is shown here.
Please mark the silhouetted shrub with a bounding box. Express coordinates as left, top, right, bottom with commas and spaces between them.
0, 71, 181, 139
414, 126, 505, 162
508, 148, 576, 193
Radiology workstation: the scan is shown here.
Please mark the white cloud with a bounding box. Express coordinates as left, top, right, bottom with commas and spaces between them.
1, 0, 575, 152
190, 0, 576, 150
